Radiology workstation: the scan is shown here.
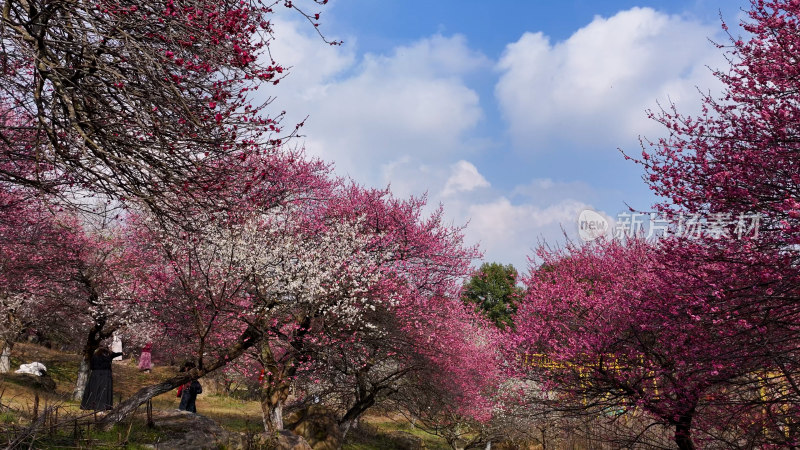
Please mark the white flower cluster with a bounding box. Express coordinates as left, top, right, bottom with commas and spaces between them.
171, 212, 388, 326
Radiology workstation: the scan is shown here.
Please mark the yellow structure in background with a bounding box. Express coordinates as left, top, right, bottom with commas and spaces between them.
521, 353, 630, 372
522, 354, 796, 440
521, 353, 662, 401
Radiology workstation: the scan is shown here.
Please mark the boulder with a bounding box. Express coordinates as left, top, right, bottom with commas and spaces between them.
274, 430, 313, 450
142, 409, 244, 449
243, 430, 313, 450
140, 410, 315, 450
385, 430, 425, 450
285, 405, 342, 450
492, 440, 542, 450
2, 372, 56, 392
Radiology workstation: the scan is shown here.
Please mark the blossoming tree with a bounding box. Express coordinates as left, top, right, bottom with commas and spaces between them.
0, 0, 334, 217
513, 238, 770, 449
630, 0, 800, 444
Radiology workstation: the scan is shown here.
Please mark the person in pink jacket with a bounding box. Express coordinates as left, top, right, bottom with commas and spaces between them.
138, 342, 153, 372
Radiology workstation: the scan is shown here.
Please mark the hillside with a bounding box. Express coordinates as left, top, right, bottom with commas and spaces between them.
0, 342, 455, 449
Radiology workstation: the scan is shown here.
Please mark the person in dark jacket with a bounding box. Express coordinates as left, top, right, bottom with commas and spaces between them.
177, 361, 202, 413
178, 379, 202, 413
80, 346, 123, 410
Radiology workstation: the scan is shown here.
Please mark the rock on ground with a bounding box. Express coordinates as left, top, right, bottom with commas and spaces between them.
273, 430, 314, 450
1, 372, 56, 392
384, 430, 424, 450
285, 405, 342, 450
142, 409, 244, 449
142, 409, 312, 450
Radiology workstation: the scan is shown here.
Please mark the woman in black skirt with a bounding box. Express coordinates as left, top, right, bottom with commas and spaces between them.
80, 346, 123, 411
177, 361, 202, 413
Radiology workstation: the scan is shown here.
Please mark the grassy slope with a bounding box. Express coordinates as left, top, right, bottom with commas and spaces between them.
344, 415, 451, 450
0, 343, 449, 449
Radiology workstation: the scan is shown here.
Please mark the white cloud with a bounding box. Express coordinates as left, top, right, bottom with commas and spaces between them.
266, 19, 357, 94
442, 160, 490, 197
495, 7, 725, 150
259, 10, 718, 270
265, 23, 489, 187
378, 158, 599, 269
511, 178, 603, 206
464, 197, 594, 269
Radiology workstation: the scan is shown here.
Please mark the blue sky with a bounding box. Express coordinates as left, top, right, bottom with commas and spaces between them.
264, 0, 751, 270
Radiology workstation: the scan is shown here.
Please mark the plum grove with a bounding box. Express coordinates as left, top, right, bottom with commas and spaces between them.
1, 0, 799, 448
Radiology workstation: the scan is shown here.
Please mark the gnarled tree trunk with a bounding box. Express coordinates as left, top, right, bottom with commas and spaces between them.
0, 306, 25, 374
338, 365, 407, 440
0, 340, 12, 373
339, 396, 374, 440
258, 340, 295, 433
261, 392, 288, 433
257, 317, 314, 434
338, 369, 377, 440
73, 274, 115, 401
674, 408, 696, 450
72, 358, 90, 401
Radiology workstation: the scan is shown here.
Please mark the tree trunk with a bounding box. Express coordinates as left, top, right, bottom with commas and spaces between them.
259, 369, 291, 434
448, 440, 465, 450
340, 420, 355, 441
72, 315, 111, 401
260, 394, 285, 433
540, 426, 546, 450
0, 341, 11, 373
72, 280, 118, 401
72, 358, 90, 401
448, 424, 465, 450
97, 323, 262, 430
338, 394, 375, 440
674, 412, 695, 450
270, 399, 283, 431
99, 376, 189, 429
257, 335, 303, 434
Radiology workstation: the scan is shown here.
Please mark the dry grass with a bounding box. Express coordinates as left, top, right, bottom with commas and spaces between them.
1, 343, 283, 443
0, 343, 269, 448
1, 343, 451, 448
